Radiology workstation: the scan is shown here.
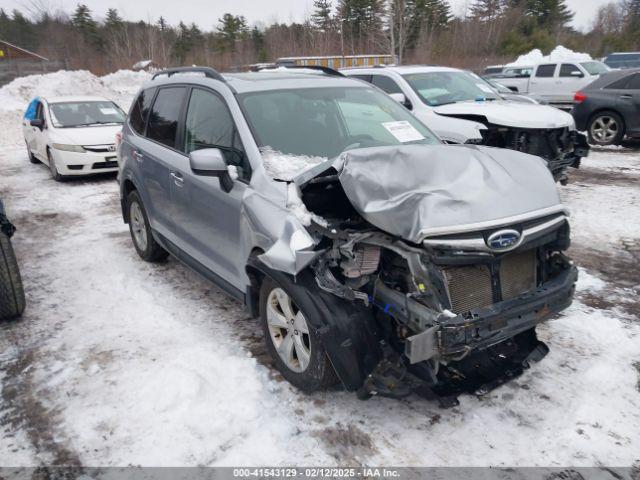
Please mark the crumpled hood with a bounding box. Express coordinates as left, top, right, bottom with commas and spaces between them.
51, 125, 122, 146
331, 144, 566, 243
433, 101, 574, 129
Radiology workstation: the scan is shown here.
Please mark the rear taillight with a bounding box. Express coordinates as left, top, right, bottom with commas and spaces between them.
574, 91, 586, 103
115, 131, 122, 148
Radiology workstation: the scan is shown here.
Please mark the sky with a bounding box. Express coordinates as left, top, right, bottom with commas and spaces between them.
0, 0, 608, 33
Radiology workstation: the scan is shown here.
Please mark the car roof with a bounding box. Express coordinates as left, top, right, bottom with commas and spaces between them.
144, 71, 366, 94
44, 95, 112, 104
341, 65, 461, 75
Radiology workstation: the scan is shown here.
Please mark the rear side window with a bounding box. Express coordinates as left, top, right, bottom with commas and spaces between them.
535, 64, 556, 77
371, 75, 403, 94
626, 74, 640, 90
129, 88, 155, 135
146, 87, 187, 148
605, 76, 632, 89
559, 64, 582, 77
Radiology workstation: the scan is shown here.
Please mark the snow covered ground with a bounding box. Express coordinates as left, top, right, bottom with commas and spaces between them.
0, 71, 639, 468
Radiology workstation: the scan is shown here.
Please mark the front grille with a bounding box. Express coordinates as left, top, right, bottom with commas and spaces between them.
442, 249, 537, 314
442, 264, 494, 314
92, 161, 118, 169
500, 249, 537, 300
84, 145, 116, 153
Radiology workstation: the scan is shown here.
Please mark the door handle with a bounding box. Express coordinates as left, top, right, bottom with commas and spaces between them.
133, 150, 143, 163
620, 94, 632, 99
171, 172, 184, 187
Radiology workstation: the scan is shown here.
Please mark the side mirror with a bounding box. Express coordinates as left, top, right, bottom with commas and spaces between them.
389, 92, 412, 110
189, 148, 234, 192
570, 71, 584, 77
30, 118, 44, 129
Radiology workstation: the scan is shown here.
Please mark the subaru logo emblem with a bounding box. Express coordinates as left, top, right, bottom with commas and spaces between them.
487, 229, 521, 251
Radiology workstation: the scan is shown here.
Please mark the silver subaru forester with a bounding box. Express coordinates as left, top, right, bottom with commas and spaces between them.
118, 66, 577, 405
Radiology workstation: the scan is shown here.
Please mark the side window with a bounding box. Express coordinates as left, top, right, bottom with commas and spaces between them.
147, 87, 187, 148
371, 75, 403, 94
129, 88, 156, 135
350, 74, 372, 83
535, 64, 556, 78
559, 64, 582, 77
626, 74, 640, 90
35, 102, 44, 121
605, 76, 631, 90
184, 88, 250, 180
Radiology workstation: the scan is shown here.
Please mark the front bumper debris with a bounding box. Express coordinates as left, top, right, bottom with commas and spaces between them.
405, 265, 578, 363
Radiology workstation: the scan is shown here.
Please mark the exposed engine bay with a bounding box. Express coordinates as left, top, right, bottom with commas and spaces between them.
277, 144, 578, 403
439, 114, 590, 184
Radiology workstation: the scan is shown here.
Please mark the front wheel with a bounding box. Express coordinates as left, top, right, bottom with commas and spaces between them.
47, 149, 65, 182
0, 232, 26, 321
26, 143, 39, 164
259, 275, 337, 392
588, 111, 625, 146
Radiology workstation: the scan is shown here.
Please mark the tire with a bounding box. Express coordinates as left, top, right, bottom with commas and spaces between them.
26, 143, 39, 164
259, 275, 338, 392
47, 149, 65, 182
126, 190, 168, 262
588, 111, 625, 146
0, 232, 26, 321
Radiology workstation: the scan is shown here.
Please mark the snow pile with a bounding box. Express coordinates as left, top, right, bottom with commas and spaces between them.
100, 69, 151, 101
507, 46, 592, 66
261, 147, 327, 181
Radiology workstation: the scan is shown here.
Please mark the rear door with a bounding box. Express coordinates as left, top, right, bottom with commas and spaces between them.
529, 64, 558, 101
33, 102, 48, 159
618, 73, 640, 135
131, 86, 188, 243
170, 87, 249, 289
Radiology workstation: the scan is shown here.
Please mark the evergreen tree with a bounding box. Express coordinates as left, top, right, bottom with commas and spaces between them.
312, 0, 333, 31
470, 0, 507, 21
217, 13, 248, 50
157, 16, 168, 31
105, 8, 123, 30
524, 0, 573, 29
71, 4, 102, 49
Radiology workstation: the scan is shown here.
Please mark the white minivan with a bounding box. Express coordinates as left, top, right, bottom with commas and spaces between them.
23, 96, 125, 181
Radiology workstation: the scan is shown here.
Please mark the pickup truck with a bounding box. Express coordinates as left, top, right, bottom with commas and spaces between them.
498, 61, 610, 107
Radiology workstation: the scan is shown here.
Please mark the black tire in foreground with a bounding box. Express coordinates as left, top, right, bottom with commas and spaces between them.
0, 232, 26, 321
126, 190, 168, 262
259, 274, 338, 392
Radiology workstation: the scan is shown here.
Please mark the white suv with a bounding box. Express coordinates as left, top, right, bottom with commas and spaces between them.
342, 65, 589, 183
22, 95, 125, 181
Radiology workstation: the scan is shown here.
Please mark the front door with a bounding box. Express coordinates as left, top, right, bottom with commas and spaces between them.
170, 87, 249, 290
529, 63, 558, 102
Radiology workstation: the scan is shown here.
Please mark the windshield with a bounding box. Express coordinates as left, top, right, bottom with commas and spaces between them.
49, 101, 125, 128
402, 71, 499, 106
239, 87, 439, 162
580, 61, 610, 76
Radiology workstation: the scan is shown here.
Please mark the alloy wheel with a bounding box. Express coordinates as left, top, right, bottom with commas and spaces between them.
129, 201, 148, 252
590, 115, 618, 144
266, 288, 311, 373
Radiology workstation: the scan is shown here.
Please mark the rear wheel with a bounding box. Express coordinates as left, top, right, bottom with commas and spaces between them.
0, 232, 26, 321
259, 275, 337, 392
127, 190, 168, 262
588, 111, 625, 146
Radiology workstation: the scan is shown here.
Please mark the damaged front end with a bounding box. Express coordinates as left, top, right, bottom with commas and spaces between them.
468, 125, 589, 184
290, 144, 578, 403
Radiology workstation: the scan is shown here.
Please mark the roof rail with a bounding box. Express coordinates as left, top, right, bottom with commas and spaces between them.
152, 66, 226, 82
259, 64, 345, 77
